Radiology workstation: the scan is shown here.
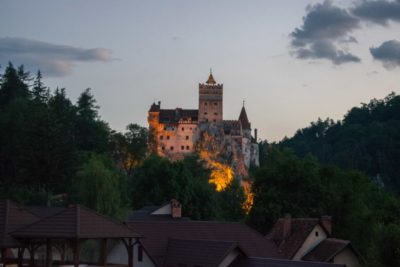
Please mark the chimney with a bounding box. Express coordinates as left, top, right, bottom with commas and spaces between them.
254, 128, 258, 142
283, 213, 292, 238
170, 199, 182, 218
320, 216, 332, 236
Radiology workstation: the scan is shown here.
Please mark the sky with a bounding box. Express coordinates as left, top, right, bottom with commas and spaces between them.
1, 0, 400, 141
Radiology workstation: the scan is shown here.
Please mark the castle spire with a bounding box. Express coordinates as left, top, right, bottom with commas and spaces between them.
206, 69, 216, 85
239, 104, 251, 130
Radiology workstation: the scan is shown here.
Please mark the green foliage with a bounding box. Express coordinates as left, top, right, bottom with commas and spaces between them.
130, 155, 219, 219
280, 92, 400, 193
71, 153, 126, 219
249, 146, 400, 266
217, 179, 246, 221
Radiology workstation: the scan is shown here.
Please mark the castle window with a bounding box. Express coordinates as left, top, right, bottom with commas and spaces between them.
167, 136, 170, 140
170, 146, 174, 151
186, 136, 189, 140
161, 146, 165, 150
213, 119, 216, 122
214, 102, 218, 106
204, 112, 208, 115
186, 146, 190, 150
181, 146, 184, 150
160, 135, 163, 140
204, 102, 208, 106
214, 112, 218, 115
181, 127, 184, 131
164, 127, 167, 130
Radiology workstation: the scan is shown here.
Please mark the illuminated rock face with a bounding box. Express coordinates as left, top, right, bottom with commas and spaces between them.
147, 73, 259, 179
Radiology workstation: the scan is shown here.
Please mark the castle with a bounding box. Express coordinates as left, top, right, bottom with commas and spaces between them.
148, 72, 259, 176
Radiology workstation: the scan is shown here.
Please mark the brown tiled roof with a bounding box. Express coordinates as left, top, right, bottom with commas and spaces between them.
238, 106, 251, 130
12, 204, 140, 239
27, 206, 66, 218
231, 257, 345, 267
266, 218, 321, 259
0, 200, 39, 248
164, 238, 240, 267
302, 238, 351, 262
128, 221, 280, 267
159, 109, 198, 123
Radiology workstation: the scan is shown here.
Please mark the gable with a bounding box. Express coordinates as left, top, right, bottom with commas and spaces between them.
292, 224, 327, 260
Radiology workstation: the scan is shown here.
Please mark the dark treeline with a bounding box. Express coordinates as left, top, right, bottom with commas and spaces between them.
0, 62, 245, 221
279, 93, 400, 193
1, 63, 400, 266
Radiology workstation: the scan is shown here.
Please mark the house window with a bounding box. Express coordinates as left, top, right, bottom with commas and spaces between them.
170, 146, 174, 151
315, 231, 319, 237
160, 135, 163, 140
185, 136, 189, 140
138, 245, 143, 262
167, 136, 170, 140
181, 146, 184, 150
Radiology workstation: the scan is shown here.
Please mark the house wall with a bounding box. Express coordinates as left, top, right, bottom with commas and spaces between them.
292, 224, 327, 260
151, 204, 171, 215
217, 249, 240, 267
107, 241, 156, 267
333, 247, 361, 267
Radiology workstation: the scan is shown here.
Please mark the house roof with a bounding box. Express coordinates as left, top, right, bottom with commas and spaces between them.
0, 200, 39, 248
128, 221, 281, 267
12, 204, 140, 239
238, 106, 251, 130
159, 109, 198, 123
164, 238, 241, 267
266, 218, 322, 259
230, 257, 345, 267
127, 205, 190, 222
27, 206, 66, 218
302, 238, 351, 262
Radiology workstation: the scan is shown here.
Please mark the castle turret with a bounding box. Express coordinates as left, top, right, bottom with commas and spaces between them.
239, 104, 251, 138
198, 71, 223, 123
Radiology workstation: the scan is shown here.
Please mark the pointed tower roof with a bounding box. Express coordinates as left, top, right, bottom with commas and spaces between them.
239, 104, 251, 130
206, 69, 216, 85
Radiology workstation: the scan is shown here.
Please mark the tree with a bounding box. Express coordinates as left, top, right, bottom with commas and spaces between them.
131, 155, 218, 220
72, 153, 126, 218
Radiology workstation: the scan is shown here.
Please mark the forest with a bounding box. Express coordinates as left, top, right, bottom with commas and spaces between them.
0, 63, 399, 267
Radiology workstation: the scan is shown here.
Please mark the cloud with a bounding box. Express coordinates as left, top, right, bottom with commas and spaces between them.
0, 37, 112, 76
290, 0, 361, 65
352, 0, 400, 25
370, 40, 400, 69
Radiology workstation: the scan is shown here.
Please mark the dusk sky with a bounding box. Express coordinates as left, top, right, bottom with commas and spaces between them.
1, 0, 400, 141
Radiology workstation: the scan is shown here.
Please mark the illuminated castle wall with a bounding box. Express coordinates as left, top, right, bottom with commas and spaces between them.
147, 72, 259, 174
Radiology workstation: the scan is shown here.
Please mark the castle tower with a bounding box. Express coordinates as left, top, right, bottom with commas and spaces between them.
148, 101, 161, 154
198, 71, 223, 123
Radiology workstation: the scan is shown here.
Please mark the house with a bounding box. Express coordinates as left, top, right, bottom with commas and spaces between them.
267, 215, 361, 267
108, 201, 346, 267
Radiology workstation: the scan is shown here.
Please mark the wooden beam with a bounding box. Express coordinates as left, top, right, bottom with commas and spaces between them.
1, 248, 7, 267
99, 239, 107, 267
46, 239, 52, 267
127, 238, 133, 267
18, 247, 25, 267
73, 239, 80, 267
